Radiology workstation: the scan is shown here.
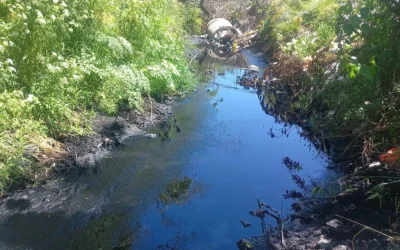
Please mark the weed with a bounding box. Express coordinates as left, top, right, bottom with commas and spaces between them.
0, 0, 200, 191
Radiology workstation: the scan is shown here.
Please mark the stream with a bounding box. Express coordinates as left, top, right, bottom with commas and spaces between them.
0, 51, 328, 250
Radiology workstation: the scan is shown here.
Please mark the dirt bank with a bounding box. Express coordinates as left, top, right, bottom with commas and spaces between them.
238, 53, 400, 250
248, 194, 400, 250
2, 97, 172, 199
61, 97, 172, 171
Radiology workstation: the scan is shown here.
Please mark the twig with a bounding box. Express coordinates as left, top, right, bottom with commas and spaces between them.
269, 225, 278, 250
281, 222, 286, 249
189, 51, 202, 66
258, 199, 286, 249
257, 198, 267, 234
335, 214, 400, 241
352, 227, 367, 250
321, 130, 326, 153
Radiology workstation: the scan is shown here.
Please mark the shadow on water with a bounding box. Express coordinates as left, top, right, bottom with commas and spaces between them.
0, 208, 139, 250
0, 50, 329, 250
5, 199, 31, 211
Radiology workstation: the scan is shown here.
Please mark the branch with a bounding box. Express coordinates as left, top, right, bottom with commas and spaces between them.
335, 214, 400, 241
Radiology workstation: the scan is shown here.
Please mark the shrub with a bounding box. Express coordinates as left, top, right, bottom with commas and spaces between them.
0, 0, 199, 191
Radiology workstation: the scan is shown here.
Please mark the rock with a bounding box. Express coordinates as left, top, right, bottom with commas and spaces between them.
326, 219, 342, 228
240, 219, 252, 228
332, 245, 348, 250
317, 235, 331, 248
236, 239, 253, 250
366, 239, 382, 250
164, 97, 173, 105
369, 161, 381, 168
76, 153, 96, 168
113, 137, 124, 146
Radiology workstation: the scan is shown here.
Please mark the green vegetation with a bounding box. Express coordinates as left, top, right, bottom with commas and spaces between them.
260, 0, 400, 205
159, 177, 193, 206
0, 0, 202, 192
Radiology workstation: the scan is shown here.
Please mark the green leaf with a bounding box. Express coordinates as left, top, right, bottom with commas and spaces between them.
350, 15, 361, 29
347, 63, 359, 78
360, 7, 370, 19
343, 23, 354, 36
339, 5, 347, 14
339, 4, 352, 15
360, 23, 370, 36
344, 4, 352, 14
359, 64, 373, 81
370, 56, 376, 67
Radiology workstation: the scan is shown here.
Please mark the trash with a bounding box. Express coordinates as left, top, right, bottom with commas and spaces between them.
206, 18, 239, 42
368, 161, 381, 168
145, 133, 158, 139
379, 147, 400, 163
232, 41, 237, 53
244, 64, 260, 72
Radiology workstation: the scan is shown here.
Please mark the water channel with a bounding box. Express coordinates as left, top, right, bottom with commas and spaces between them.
0, 50, 328, 250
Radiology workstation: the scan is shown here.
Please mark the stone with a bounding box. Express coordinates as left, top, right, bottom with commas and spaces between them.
76, 153, 96, 168
332, 245, 348, 250
317, 235, 331, 247
326, 219, 342, 228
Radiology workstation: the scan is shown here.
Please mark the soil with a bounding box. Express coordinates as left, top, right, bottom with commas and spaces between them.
239, 52, 400, 250
0, 97, 173, 249
2, 97, 172, 199
247, 192, 400, 250
59, 97, 172, 171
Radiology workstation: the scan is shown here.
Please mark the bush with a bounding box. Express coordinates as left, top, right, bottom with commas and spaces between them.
0, 0, 199, 192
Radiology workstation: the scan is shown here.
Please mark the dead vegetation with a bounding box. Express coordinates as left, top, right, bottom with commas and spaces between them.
200, 0, 268, 32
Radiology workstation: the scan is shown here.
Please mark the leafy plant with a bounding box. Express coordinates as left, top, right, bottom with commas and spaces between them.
0, 0, 198, 191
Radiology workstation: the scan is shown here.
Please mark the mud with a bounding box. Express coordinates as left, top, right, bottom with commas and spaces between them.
248, 192, 400, 250
242, 64, 400, 250
0, 97, 171, 211
59, 97, 171, 171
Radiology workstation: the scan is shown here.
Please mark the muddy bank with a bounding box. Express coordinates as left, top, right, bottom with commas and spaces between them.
60, 97, 172, 171
237, 58, 400, 249
0, 97, 174, 249
2, 97, 171, 198
247, 194, 400, 250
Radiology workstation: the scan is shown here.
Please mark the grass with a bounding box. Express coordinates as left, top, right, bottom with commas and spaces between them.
0, 0, 203, 193
261, 0, 400, 210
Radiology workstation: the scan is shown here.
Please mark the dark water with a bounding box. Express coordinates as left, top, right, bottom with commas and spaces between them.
0, 51, 327, 250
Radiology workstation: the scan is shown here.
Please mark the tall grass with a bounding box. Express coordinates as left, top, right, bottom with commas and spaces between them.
0, 0, 202, 192
261, 0, 400, 208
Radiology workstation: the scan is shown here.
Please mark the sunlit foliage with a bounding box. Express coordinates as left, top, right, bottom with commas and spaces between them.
0, 0, 200, 191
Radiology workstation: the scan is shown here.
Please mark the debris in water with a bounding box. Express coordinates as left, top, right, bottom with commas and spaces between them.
246, 65, 260, 72
240, 220, 252, 228
145, 133, 158, 139
176, 126, 181, 132
368, 161, 381, 168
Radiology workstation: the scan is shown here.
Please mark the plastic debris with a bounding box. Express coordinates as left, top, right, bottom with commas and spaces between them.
379, 147, 400, 163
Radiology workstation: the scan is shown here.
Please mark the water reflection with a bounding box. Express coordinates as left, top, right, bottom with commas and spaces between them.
138, 177, 207, 249
0, 50, 329, 250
